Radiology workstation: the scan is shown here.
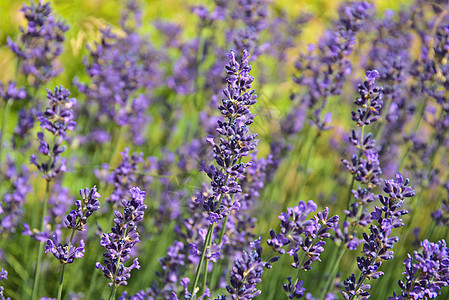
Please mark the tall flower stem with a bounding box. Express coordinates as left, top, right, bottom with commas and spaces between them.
191, 223, 214, 297
31, 180, 51, 300
296, 131, 320, 201
321, 245, 347, 299
57, 229, 76, 300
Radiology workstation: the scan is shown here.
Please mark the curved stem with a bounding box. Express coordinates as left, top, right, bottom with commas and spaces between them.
321, 246, 346, 299
31, 180, 51, 300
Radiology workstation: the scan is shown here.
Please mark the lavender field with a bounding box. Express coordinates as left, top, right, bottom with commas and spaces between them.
1, 0, 449, 299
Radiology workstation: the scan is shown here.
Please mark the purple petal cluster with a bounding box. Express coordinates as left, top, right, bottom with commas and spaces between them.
342, 173, 415, 299
200, 49, 258, 223
391, 239, 449, 299
342, 70, 383, 189
64, 186, 101, 231
44, 234, 85, 264
0, 81, 26, 102
30, 86, 76, 181
96, 187, 147, 287
226, 239, 277, 299
6, 1, 69, 86
352, 70, 384, 126
267, 200, 338, 297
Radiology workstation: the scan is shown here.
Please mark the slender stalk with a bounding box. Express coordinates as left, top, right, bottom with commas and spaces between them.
31, 180, 51, 300
320, 245, 346, 299
296, 132, 320, 201
191, 224, 214, 297
201, 227, 214, 295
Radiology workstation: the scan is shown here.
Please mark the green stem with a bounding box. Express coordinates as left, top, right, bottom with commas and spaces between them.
0, 99, 13, 166
191, 224, 214, 297
31, 180, 51, 300
320, 245, 346, 299
57, 265, 66, 300
297, 132, 320, 200
201, 227, 214, 294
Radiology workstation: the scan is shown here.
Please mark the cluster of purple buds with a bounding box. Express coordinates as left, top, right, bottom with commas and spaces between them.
0, 81, 26, 102
225, 238, 278, 299
267, 200, 338, 298
199, 49, 258, 222
45, 186, 101, 264
30, 86, 76, 181
44, 234, 85, 265
7, 1, 69, 85
390, 239, 449, 299
64, 186, 101, 231
352, 70, 384, 126
342, 173, 415, 299
96, 187, 147, 287
342, 70, 383, 189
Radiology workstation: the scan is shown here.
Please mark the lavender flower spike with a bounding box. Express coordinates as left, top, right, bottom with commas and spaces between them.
64, 186, 101, 231
391, 239, 449, 299
96, 187, 147, 289
45, 234, 85, 264
30, 86, 76, 181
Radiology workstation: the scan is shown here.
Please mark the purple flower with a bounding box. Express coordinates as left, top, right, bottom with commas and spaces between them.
268, 200, 338, 295
342, 173, 415, 299
44, 234, 85, 264
283, 277, 306, 299
30, 86, 76, 181
226, 239, 276, 299
63, 186, 101, 231
200, 49, 258, 222
0, 81, 26, 102
352, 70, 384, 126
392, 239, 449, 299
96, 187, 147, 287
7, 1, 69, 86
